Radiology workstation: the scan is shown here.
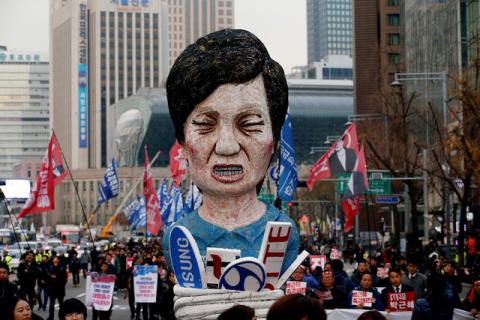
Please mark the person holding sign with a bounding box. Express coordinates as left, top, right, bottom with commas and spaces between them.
316, 271, 347, 309
348, 272, 382, 310
92, 261, 115, 320
380, 268, 414, 312
163, 29, 300, 274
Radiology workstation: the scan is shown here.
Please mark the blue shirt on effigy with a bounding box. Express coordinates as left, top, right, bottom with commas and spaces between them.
162, 201, 300, 275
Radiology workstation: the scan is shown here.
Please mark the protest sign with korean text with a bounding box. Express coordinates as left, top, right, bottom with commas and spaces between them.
388, 292, 415, 311
286, 281, 307, 295
134, 265, 158, 303
90, 274, 116, 311
351, 290, 373, 308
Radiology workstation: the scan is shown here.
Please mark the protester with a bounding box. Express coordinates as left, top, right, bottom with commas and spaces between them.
351, 259, 368, 287
402, 259, 427, 299
462, 279, 480, 317
290, 265, 319, 289
37, 255, 50, 312
47, 256, 68, 320
380, 267, 414, 311
331, 259, 354, 297
69, 252, 81, 288
217, 304, 256, 320
267, 294, 326, 320
17, 251, 39, 308
348, 272, 382, 310
159, 271, 176, 320
59, 298, 87, 320
357, 310, 387, 320
0, 262, 18, 309
92, 262, 114, 320
6, 296, 43, 320
316, 271, 347, 309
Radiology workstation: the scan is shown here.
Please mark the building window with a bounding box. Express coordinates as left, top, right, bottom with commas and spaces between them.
388, 33, 400, 45
388, 0, 400, 6
389, 53, 401, 64
387, 14, 400, 26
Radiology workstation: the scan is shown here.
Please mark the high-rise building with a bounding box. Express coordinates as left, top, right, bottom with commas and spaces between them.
0, 48, 49, 178
168, 0, 235, 65
307, 0, 352, 64
353, 0, 402, 115
50, 0, 170, 170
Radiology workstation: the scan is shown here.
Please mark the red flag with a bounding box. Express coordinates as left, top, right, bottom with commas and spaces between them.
307, 123, 359, 190
344, 145, 369, 198
18, 134, 55, 219
169, 141, 187, 187
51, 134, 68, 186
144, 147, 162, 235
342, 196, 360, 233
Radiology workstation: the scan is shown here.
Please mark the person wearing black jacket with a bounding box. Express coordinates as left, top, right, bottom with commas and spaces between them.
47, 256, 68, 320
159, 271, 176, 320
462, 279, 480, 317
17, 251, 39, 308
316, 271, 347, 309
37, 255, 50, 311
0, 262, 18, 311
381, 268, 414, 311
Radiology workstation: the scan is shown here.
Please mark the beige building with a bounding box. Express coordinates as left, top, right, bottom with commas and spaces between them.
168, 0, 235, 65
50, 0, 170, 170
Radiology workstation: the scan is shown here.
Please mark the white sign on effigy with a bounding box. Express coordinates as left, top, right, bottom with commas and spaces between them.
206, 247, 241, 288
133, 265, 158, 303
257, 221, 292, 290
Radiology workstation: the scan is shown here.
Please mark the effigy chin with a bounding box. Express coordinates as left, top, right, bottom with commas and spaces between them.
161, 29, 303, 319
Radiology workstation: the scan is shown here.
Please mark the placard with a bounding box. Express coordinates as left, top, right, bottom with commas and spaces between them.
317, 289, 333, 300
90, 274, 116, 311
205, 247, 241, 288
169, 225, 206, 288
133, 265, 158, 303
126, 257, 134, 269
286, 281, 307, 295
351, 290, 373, 308
330, 248, 342, 260
258, 222, 292, 290
310, 255, 326, 271
376, 268, 389, 279
388, 292, 415, 311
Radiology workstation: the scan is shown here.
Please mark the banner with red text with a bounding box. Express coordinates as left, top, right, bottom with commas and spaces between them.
90, 274, 116, 311
133, 265, 158, 303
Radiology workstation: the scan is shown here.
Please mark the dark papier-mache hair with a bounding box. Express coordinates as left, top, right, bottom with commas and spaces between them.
166, 28, 289, 145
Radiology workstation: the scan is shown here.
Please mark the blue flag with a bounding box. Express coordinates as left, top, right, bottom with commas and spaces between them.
98, 158, 120, 204
172, 186, 184, 222
124, 198, 140, 226
130, 197, 146, 231
184, 182, 202, 213
157, 179, 168, 211
161, 183, 174, 227
277, 112, 298, 201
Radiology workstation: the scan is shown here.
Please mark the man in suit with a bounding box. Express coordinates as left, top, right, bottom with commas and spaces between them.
381, 267, 414, 311
328, 135, 357, 176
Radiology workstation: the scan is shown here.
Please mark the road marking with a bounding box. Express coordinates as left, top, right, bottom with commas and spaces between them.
76, 293, 86, 298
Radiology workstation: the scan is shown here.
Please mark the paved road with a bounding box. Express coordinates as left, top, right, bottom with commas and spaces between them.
32, 276, 132, 320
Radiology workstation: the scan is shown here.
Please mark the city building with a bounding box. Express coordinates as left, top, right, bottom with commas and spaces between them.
353, 0, 403, 116
50, 0, 170, 171
0, 47, 49, 178
306, 54, 352, 80
168, 0, 235, 65
307, 0, 353, 64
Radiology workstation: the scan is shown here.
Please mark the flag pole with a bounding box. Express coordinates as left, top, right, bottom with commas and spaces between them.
364, 193, 373, 257
0, 190, 23, 254
51, 130, 95, 247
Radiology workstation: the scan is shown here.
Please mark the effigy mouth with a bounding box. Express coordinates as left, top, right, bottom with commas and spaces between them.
211, 164, 245, 183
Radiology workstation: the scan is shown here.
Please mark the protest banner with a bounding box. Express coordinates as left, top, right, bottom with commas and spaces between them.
376, 267, 389, 279
388, 292, 416, 311
286, 281, 307, 295
134, 265, 158, 303
351, 290, 373, 308
89, 274, 116, 311
310, 255, 326, 271
315, 289, 333, 301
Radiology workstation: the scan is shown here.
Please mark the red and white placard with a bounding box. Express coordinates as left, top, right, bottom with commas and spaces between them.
351, 290, 373, 308
286, 281, 307, 295
205, 247, 241, 288
310, 255, 326, 271
388, 292, 415, 311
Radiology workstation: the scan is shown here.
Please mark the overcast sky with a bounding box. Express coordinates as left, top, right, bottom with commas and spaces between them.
0, 0, 306, 72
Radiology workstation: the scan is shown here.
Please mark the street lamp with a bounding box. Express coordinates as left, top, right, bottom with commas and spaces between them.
391, 71, 448, 248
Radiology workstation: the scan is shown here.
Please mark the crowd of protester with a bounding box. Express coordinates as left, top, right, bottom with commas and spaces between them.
1, 236, 480, 319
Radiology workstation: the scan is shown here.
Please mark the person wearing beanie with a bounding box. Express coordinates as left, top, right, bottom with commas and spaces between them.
58, 298, 87, 320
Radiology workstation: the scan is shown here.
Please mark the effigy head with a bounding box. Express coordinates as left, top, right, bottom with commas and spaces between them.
166, 29, 288, 196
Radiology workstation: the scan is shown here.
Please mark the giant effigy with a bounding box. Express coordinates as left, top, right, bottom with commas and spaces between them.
162, 29, 304, 319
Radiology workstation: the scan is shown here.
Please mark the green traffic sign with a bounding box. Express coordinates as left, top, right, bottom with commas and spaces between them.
337, 172, 391, 195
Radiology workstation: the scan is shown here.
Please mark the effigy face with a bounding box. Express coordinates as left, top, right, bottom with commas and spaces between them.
183, 74, 274, 198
